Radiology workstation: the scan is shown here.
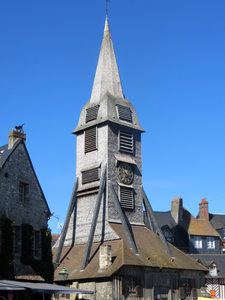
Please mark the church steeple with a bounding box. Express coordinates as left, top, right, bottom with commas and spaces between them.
73, 16, 144, 134
90, 16, 124, 104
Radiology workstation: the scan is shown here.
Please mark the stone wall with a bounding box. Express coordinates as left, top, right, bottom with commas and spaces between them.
0, 142, 49, 229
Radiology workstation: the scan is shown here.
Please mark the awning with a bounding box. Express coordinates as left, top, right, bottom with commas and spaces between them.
0, 281, 25, 291
0, 280, 94, 294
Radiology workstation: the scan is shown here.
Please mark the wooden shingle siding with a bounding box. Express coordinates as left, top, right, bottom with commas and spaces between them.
85, 127, 97, 153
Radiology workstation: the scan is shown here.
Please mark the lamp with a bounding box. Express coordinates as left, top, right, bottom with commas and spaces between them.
59, 267, 69, 281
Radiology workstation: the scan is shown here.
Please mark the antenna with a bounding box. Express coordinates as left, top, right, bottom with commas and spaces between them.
106, 0, 111, 16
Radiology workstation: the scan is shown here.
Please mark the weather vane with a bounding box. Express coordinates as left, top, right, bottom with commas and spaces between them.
106, 0, 111, 15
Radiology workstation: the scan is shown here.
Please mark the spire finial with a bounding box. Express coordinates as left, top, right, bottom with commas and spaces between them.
106, 0, 110, 16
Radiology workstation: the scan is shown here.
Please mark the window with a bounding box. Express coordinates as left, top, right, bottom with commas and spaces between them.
85, 126, 97, 153
119, 127, 133, 154
207, 237, 215, 249
86, 105, 99, 123
223, 229, 225, 239
116, 104, 132, 123
82, 167, 99, 184
209, 264, 217, 276
14, 226, 21, 253
19, 182, 29, 203
33, 231, 40, 257
121, 277, 142, 297
120, 186, 134, 210
164, 229, 173, 243
194, 237, 202, 248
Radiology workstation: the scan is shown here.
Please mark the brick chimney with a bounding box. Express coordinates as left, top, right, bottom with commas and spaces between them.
171, 196, 183, 223
99, 245, 112, 270
8, 129, 26, 149
198, 198, 209, 221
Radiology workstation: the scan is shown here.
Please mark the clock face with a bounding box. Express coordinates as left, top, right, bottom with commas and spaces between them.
118, 163, 133, 185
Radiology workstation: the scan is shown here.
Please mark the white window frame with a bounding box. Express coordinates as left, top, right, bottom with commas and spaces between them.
194, 237, 202, 248
207, 237, 215, 249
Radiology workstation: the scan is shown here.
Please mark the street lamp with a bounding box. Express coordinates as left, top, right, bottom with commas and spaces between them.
59, 267, 69, 281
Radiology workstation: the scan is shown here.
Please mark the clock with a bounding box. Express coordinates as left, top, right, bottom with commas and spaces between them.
118, 162, 133, 185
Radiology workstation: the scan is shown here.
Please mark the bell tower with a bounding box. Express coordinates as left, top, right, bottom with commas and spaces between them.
57, 16, 145, 249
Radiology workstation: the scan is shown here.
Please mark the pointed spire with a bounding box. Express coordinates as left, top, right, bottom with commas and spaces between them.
90, 16, 124, 104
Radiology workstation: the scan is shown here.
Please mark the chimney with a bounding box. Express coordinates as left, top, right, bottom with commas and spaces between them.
99, 245, 112, 270
171, 197, 183, 223
198, 198, 209, 221
8, 129, 26, 149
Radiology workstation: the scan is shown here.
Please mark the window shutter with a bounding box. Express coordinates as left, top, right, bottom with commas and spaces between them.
121, 277, 127, 296
85, 127, 97, 153
119, 127, 133, 153
120, 186, 134, 210
82, 167, 99, 184
86, 105, 99, 123
117, 104, 132, 123
179, 287, 184, 299
136, 277, 143, 297
192, 288, 197, 299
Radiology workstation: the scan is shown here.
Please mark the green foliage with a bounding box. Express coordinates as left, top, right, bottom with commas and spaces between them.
0, 216, 14, 278
21, 224, 54, 283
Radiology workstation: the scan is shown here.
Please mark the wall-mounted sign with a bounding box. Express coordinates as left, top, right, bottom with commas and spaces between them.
8, 291, 13, 300
210, 290, 216, 297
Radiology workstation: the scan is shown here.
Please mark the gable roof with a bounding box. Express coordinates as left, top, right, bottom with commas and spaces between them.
53, 223, 207, 281
181, 208, 220, 237
0, 138, 51, 214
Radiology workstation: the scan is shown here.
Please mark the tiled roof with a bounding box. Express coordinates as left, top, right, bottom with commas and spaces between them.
209, 213, 225, 230
189, 254, 225, 278
153, 211, 189, 249
53, 223, 207, 281
181, 209, 220, 237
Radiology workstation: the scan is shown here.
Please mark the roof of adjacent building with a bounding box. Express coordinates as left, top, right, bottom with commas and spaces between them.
153, 211, 189, 249
73, 17, 144, 134
209, 213, 225, 230
53, 223, 207, 281
181, 209, 220, 237
189, 254, 225, 278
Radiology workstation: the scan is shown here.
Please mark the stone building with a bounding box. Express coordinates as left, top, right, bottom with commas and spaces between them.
53, 16, 208, 300
0, 128, 51, 280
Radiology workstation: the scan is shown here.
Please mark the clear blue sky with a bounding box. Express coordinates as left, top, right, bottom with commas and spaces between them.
1, 1, 225, 233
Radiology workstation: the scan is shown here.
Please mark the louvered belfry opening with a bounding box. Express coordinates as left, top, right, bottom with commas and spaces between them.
85, 126, 97, 153
120, 186, 134, 210
119, 127, 133, 154
116, 104, 132, 123
82, 167, 99, 184
86, 105, 100, 123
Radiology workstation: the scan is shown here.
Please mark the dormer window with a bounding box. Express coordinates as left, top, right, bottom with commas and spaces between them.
194, 237, 202, 248
163, 229, 173, 243
209, 264, 218, 276
207, 237, 215, 249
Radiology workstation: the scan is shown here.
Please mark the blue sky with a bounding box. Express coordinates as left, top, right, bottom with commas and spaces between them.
1, 0, 225, 233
